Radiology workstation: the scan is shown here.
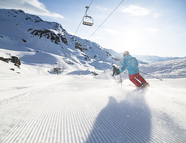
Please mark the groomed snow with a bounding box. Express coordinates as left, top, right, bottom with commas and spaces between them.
0, 70, 186, 143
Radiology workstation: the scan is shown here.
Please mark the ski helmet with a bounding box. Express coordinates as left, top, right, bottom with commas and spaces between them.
123, 51, 129, 57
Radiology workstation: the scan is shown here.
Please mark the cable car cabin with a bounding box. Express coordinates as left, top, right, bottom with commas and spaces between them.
83, 15, 94, 26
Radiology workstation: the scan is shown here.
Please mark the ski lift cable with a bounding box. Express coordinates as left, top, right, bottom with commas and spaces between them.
88, 0, 94, 7
74, 0, 94, 35
88, 0, 124, 40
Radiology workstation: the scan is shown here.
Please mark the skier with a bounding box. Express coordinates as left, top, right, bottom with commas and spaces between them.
111, 65, 122, 83
120, 51, 149, 87
112, 65, 120, 76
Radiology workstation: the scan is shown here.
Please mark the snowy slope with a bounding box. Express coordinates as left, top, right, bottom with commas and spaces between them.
139, 58, 186, 78
0, 9, 186, 143
0, 9, 120, 76
0, 55, 186, 142
0, 73, 186, 143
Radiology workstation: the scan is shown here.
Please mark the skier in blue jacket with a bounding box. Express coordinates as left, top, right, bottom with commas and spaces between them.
120, 51, 149, 87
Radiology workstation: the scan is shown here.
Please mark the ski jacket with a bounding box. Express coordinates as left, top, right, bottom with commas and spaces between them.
120, 54, 139, 75
112, 66, 120, 76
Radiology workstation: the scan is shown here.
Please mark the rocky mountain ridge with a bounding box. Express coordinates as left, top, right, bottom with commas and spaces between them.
0, 9, 120, 75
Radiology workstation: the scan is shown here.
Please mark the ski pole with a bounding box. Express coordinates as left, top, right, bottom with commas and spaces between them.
140, 71, 162, 81
120, 73, 122, 87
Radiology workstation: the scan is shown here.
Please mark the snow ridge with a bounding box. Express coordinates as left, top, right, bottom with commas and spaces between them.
0, 9, 120, 75
139, 58, 186, 78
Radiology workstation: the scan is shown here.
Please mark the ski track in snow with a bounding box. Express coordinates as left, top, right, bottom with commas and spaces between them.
0, 75, 186, 143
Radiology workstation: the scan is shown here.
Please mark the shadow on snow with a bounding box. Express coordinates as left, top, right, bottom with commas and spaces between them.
85, 88, 152, 143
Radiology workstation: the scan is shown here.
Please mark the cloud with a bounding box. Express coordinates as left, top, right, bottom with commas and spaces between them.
122, 5, 150, 16
0, 0, 64, 19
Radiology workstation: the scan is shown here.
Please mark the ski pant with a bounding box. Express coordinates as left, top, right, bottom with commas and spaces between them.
129, 72, 147, 87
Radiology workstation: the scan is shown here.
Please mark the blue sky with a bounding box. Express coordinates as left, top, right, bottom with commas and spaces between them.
0, 0, 186, 57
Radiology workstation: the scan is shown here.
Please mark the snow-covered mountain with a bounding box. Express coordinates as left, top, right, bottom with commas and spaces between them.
0, 9, 120, 75
134, 55, 185, 64
106, 49, 185, 64
1, 9, 186, 143
139, 58, 186, 78
0, 9, 186, 79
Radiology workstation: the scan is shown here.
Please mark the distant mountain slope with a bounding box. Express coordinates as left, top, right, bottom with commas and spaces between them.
0, 9, 120, 75
105, 49, 185, 64
139, 58, 186, 78
134, 55, 185, 64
